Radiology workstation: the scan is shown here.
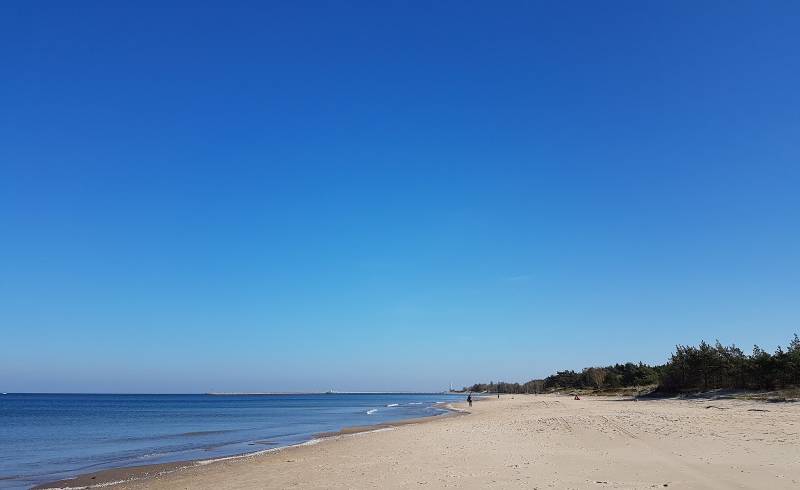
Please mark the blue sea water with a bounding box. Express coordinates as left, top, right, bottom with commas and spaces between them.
0, 393, 462, 489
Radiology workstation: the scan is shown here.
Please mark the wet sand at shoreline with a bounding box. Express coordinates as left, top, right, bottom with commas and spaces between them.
41, 394, 800, 489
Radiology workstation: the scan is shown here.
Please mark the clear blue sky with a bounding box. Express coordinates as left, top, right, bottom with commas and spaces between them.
2, 1, 798, 393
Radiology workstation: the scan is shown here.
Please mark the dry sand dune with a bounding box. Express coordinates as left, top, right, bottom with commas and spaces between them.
95, 394, 800, 489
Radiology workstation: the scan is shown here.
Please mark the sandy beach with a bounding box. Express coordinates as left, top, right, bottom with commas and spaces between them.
44, 394, 800, 489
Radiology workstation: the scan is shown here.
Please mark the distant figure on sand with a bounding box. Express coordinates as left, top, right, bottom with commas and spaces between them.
574, 395, 581, 400
467, 394, 472, 407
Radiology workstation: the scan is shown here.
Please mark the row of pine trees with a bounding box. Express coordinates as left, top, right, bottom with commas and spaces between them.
466, 335, 800, 394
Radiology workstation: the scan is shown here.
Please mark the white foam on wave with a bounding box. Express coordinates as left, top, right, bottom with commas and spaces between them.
385, 403, 399, 407
366, 408, 378, 415
198, 438, 321, 466
38, 479, 130, 490
38, 439, 326, 489
135, 451, 168, 460
408, 402, 423, 405
350, 427, 394, 437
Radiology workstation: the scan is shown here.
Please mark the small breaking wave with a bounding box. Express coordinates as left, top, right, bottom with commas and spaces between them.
385, 403, 399, 407
366, 409, 378, 415
135, 452, 169, 460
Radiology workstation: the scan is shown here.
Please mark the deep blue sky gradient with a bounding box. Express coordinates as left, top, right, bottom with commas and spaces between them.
2, 1, 799, 392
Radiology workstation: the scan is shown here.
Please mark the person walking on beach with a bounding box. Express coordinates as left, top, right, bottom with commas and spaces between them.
467, 394, 472, 407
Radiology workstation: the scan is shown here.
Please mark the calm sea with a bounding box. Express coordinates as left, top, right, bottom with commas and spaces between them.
0, 393, 462, 489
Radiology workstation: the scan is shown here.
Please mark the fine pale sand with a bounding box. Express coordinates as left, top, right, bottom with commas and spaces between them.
55, 395, 800, 489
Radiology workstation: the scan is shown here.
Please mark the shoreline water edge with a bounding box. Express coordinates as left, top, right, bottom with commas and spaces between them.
9, 394, 800, 490
15, 394, 800, 489
0, 393, 468, 489
22, 399, 469, 490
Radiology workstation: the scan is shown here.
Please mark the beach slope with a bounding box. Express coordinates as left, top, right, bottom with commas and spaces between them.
63, 395, 800, 489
